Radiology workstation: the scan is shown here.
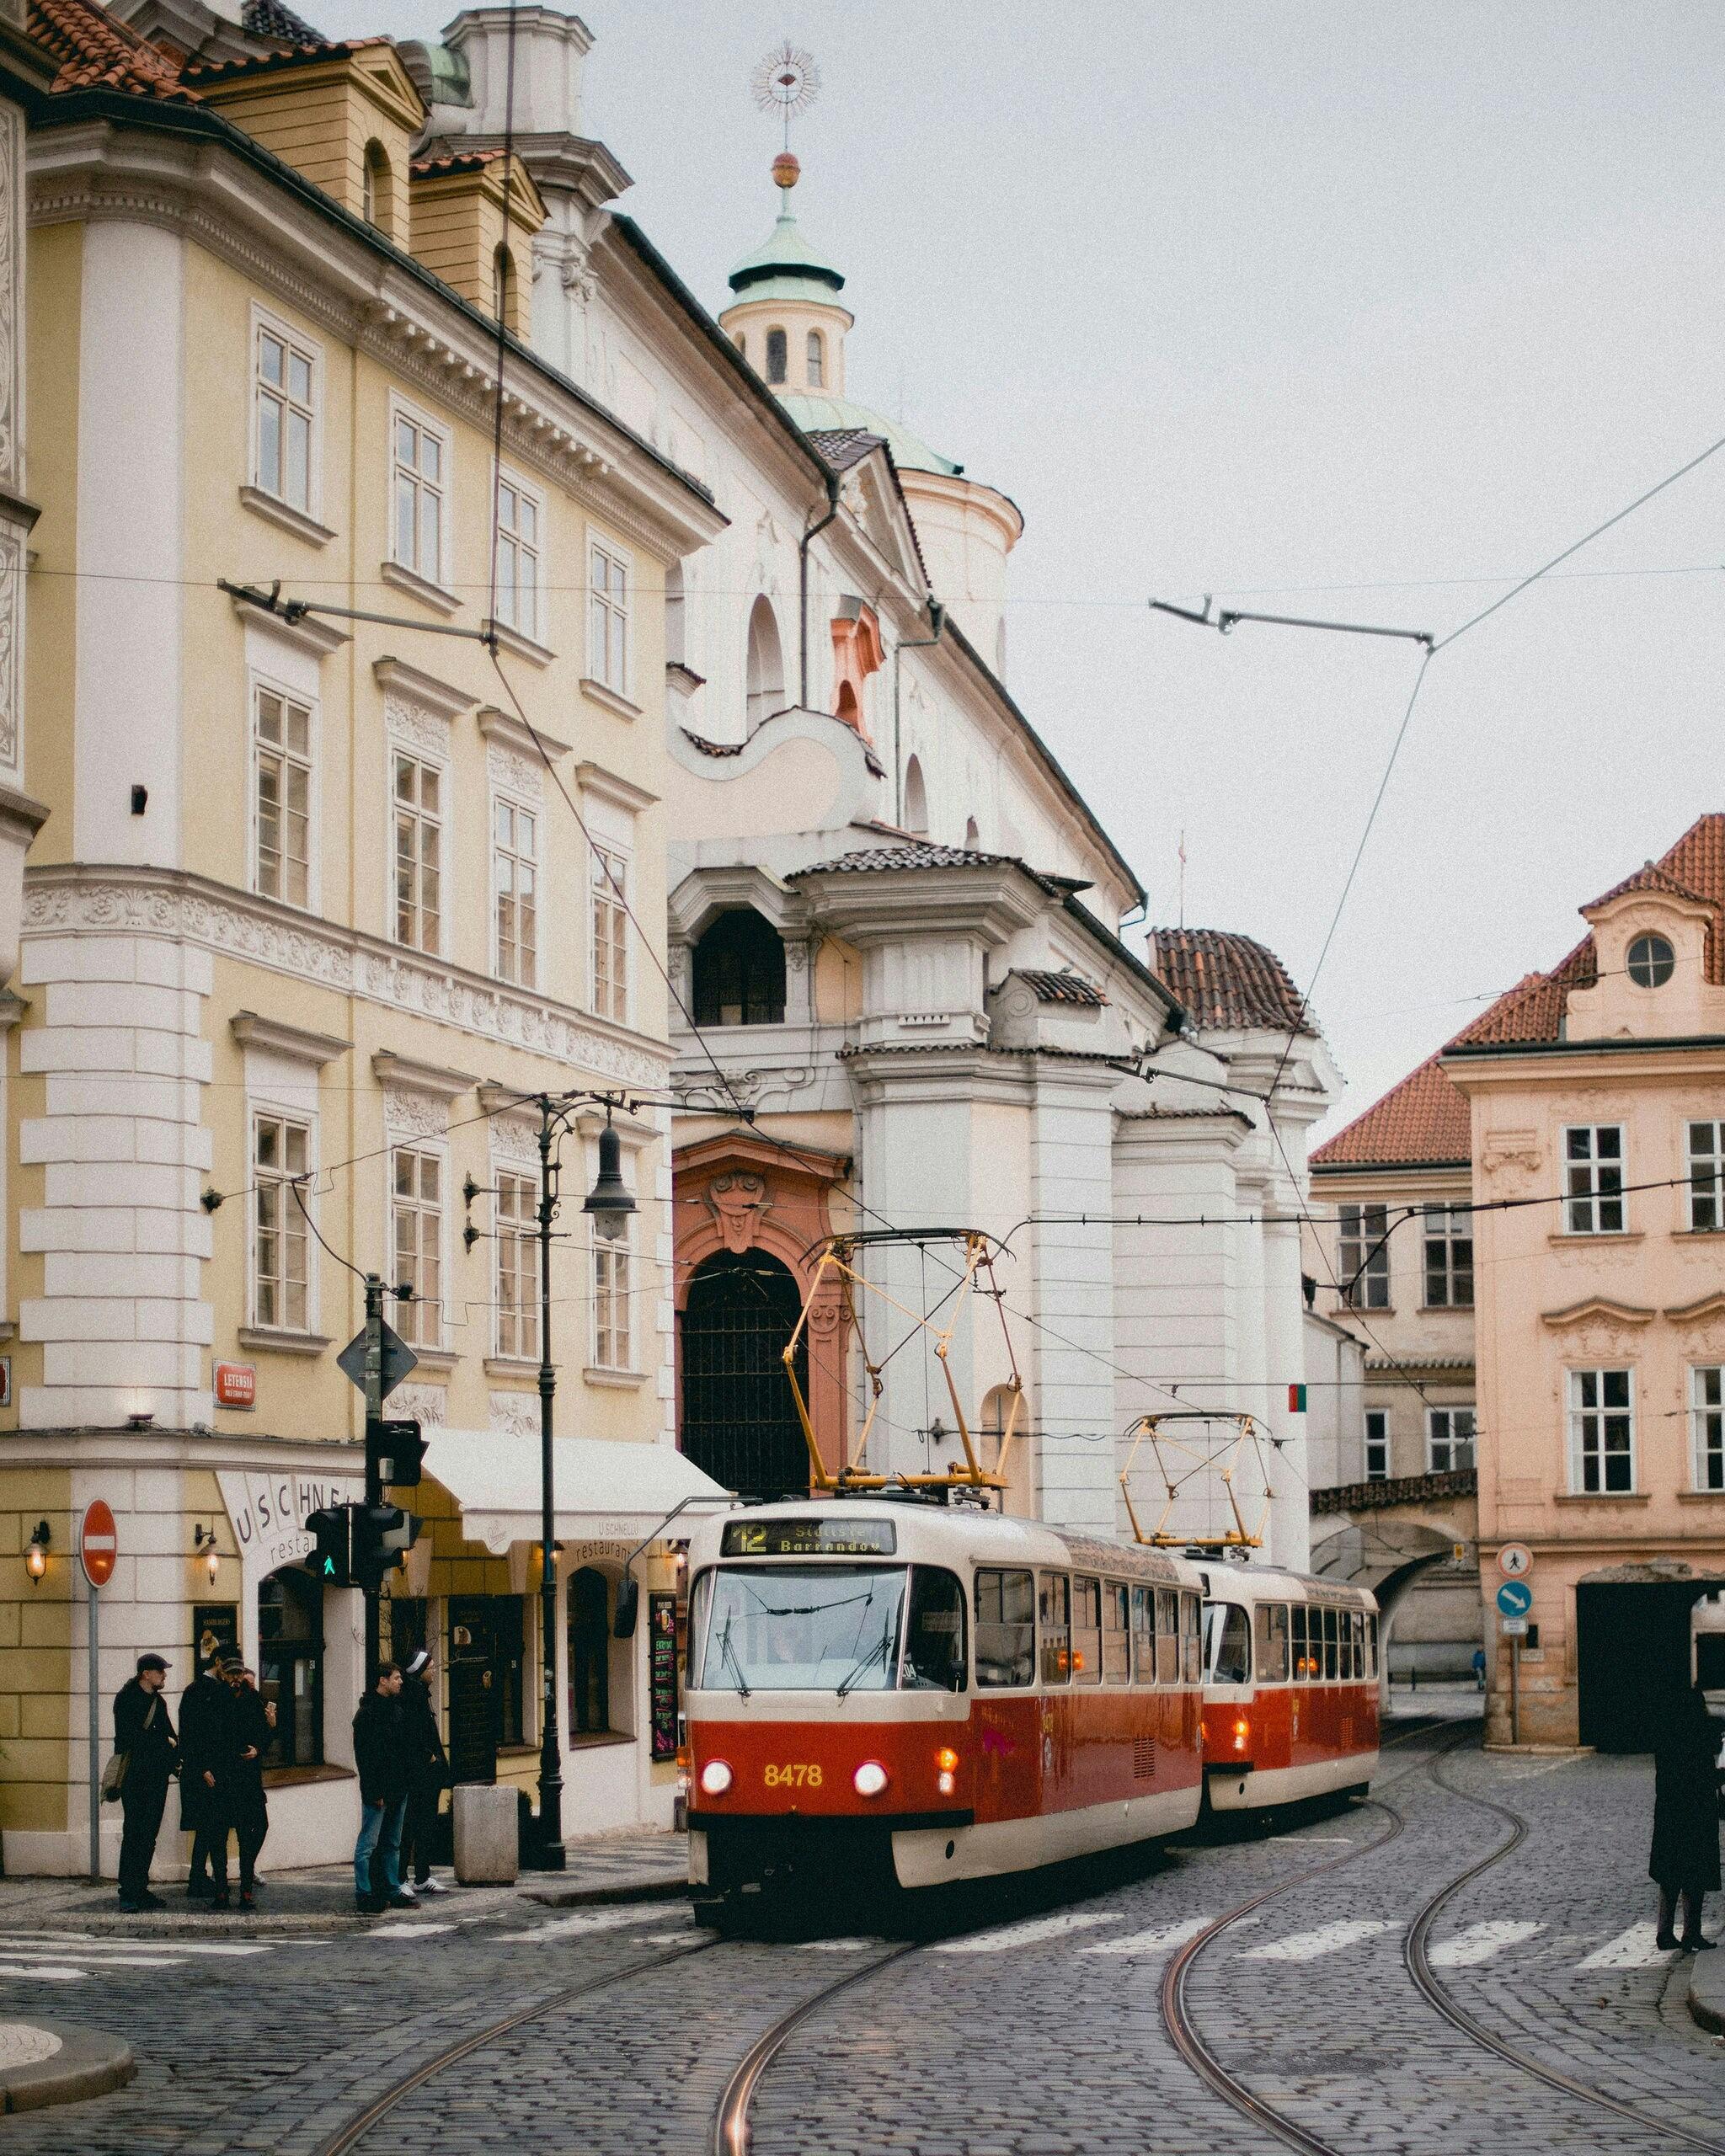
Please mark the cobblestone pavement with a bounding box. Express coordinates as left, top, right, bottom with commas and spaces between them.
0, 1721, 1717, 2156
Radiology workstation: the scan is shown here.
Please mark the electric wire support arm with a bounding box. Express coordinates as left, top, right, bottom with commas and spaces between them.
1118, 1410, 1279, 1550
782, 1227, 1025, 1497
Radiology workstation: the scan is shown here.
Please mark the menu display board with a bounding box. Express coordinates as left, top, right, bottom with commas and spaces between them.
649, 1592, 680, 1762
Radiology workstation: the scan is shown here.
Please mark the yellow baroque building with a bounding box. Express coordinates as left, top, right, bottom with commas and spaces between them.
3, 8, 727, 1874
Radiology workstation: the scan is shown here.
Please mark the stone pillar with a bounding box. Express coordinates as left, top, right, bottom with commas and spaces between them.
1028, 1063, 1119, 1537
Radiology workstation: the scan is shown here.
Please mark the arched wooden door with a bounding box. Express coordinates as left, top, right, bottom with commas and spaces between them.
680, 1248, 810, 1499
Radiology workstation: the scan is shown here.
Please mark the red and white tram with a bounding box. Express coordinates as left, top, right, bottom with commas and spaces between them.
1199, 1564, 1381, 1810
684, 1502, 1208, 1903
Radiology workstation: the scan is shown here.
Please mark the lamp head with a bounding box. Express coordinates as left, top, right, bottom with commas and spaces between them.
581, 1117, 636, 1241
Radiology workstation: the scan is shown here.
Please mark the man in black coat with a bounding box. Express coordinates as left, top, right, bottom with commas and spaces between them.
398, 1647, 450, 1897
1651, 1681, 1723, 1949
179, 1647, 239, 1908
352, 1662, 414, 1914
113, 1652, 178, 1913
228, 1664, 274, 1909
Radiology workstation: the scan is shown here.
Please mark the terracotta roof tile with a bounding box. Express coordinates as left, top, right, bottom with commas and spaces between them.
1310, 1054, 1471, 1170
184, 35, 387, 82
31, 0, 192, 97
411, 149, 506, 179
1149, 926, 1311, 1035
1583, 857, 1713, 913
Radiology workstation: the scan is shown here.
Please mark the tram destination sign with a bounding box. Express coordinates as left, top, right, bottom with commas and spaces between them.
722, 1518, 897, 1558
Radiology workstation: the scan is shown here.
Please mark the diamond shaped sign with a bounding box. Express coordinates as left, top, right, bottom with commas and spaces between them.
336, 1319, 419, 1402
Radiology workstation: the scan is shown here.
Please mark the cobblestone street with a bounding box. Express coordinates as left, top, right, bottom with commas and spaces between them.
0, 1721, 1717, 2156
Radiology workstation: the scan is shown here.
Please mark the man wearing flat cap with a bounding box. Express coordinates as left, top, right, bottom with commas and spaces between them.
113, 1652, 178, 1913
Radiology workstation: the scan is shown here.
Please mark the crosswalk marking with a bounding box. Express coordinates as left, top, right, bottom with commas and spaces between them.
370, 1921, 458, 1937
0, 1965, 88, 1983
935, 1911, 1119, 1954
530, 1905, 670, 1940
795, 1937, 874, 1952
0, 1935, 269, 1960
1426, 1920, 1543, 1968
1242, 1919, 1394, 1962
1578, 1923, 1677, 1969
1080, 1916, 1210, 1957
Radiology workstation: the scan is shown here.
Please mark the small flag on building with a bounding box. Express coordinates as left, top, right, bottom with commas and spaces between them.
1288, 1384, 1307, 1412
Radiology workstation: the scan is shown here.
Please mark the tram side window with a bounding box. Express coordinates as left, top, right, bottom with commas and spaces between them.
905, 1567, 968, 1691
1205, 1602, 1251, 1686
1071, 1576, 1103, 1685
1290, 1604, 1311, 1681
1039, 1572, 1072, 1684
1255, 1603, 1290, 1684
1182, 1591, 1202, 1684
1366, 1612, 1379, 1678
975, 1567, 1035, 1689
1348, 1610, 1364, 1680
1131, 1585, 1156, 1685
1103, 1582, 1130, 1684
1323, 1606, 1339, 1681
1155, 1588, 1180, 1686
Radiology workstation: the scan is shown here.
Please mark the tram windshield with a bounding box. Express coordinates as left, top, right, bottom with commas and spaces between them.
1203, 1601, 1252, 1685
693, 1566, 908, 1693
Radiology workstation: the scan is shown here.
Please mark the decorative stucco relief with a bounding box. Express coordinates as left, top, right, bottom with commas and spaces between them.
705, 1169, 771, 1252
21, 872, 670, 1085
488, 742, 542, 798
489, 1388, 538, 1438
382, 1086, 449, 1139
392, 1382, 446, 1429
489, 1116, 540, 1168
1480, 1129, 1541, 1184
383, 693, 451, 759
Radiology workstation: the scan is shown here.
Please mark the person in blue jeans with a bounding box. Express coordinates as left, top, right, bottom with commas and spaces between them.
352, 1662, 413, 1913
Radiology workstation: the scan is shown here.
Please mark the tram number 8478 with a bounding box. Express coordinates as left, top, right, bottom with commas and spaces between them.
763, 1764, 825, 1789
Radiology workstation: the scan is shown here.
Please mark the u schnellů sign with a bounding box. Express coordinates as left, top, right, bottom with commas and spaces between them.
217, 1469, 362, 1579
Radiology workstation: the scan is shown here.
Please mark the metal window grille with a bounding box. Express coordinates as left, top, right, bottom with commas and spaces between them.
678, 1249, 811, 1499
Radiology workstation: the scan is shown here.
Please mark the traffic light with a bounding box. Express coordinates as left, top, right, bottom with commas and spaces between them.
371, 1417, 425, 1489
306, 1505, 353, 1587
350, 1502, 423, 1590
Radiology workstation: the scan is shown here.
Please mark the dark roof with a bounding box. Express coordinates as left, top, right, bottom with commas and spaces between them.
679, 729, 744, 759
806, 427, 886, 474
240, 0, 327, 45
793, 841, 1017, 876
1012, 969, 1108, 1007
1150, 927, 1311, 1035
30, 0, 190, 95
184, 34, 391, 81
1310, 1054, 1471, 1171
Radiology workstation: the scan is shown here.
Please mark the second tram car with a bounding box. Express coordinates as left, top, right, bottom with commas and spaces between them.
684, 1502, 1208, 1900
1199, 1563, 1381, 1809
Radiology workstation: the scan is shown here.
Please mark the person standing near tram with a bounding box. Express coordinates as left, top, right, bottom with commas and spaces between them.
1650, 1679, 1722, 1951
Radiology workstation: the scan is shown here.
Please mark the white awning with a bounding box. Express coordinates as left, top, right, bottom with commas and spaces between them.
424, 1431, 733, 1554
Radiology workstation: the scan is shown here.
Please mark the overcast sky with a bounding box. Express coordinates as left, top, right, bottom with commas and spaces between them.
319, 0, 1725, 1135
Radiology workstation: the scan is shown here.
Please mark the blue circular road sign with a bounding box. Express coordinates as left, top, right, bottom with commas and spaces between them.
1496, 1579, 1533, 1619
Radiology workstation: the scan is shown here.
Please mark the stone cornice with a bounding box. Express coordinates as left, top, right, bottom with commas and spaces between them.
1541, 1296, 1657, 1329
232, 1010, 352, 1065
24, 865, 671, 1089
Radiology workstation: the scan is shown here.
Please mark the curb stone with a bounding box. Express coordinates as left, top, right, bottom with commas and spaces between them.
1686, 1951, 1725, 2037
0, 2023, 135, 2113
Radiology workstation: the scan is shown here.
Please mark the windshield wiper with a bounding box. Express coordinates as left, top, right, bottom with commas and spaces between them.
716, 1616, 752, 1700
836, 1625, 894, 1700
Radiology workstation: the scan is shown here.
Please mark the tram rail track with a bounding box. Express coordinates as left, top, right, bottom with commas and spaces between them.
1162, 1717, 1725, 2156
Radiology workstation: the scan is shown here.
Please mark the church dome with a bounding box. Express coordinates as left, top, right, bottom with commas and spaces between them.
728, 204, 846, 296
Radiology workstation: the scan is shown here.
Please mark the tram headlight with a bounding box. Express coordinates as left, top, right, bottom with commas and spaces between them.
853, 1760, 889, 1797
699, 1758, 734, 1796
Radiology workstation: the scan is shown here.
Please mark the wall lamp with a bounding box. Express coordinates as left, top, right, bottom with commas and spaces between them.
193, 1524, 221, 1584
24, 1520, 50, 1583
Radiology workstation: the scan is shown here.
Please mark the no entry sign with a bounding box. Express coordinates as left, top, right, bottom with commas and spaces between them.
78, 1500, 118, 1589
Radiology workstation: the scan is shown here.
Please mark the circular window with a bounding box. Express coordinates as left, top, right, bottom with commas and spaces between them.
1626, 932, 1675, 988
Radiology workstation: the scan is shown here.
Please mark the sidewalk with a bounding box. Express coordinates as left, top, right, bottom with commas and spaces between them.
0, 1826, 689, 1937
1687, 1942, 1725, 2037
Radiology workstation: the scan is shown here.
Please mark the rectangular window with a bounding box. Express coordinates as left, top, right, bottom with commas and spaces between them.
1102, 1582, 1130, 1684
1689, 1122, 1725, 1231
1423, 1203, 1474, 1307
494, 1169, 540, 1361
1568, 1367, 1635, 1492
1364, 1408, 1389, 1482
1366, 1612, 1379, 1679
392, 409, 446, 582
588, 542, 630, 693
1290, 1603, 1313, 1681
1071, 1576, 1103, 1686
1565, 1125, 1625, 1234
1427, 1406, 1476, 1474
591, 1222, 633, 1373
1692, 1366, 1724, 1492
590, 845, 629, 1022
975, 1567, 1035, 1688
1131, 1584, 1156, 1685
253, 684, 312, 907
494, 475, 542, 642
1338, 1202, 1390, 1309
1322, 1605, 1339, 1681
253, 1112, 310, 1331
1155, 1588, 1180, 1686
1181, 1591, 1202, 1686
393, 750, 443, 953
391, 1145, 442, 1348
494, 798, 538, 988
1039, 1572, 1071, 1685
255, 320, 315, 511
1254, 1602, 1290, 1684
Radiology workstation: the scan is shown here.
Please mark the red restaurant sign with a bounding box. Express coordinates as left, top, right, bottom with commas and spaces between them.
215, 1362, 257, 1410
79, 1500, 118, 1588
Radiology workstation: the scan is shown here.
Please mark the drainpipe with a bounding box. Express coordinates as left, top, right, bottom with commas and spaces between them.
892, 600, 945, 828
798, 472, 842, 707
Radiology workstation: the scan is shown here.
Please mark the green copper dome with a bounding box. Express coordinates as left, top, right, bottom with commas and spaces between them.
729, 200, 846, 296
777, 392, 963, 478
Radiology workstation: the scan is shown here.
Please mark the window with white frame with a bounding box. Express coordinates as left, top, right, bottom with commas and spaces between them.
587, 542, 629, 694
493, 797, 537, 988
254, 318, 316, 512
1693, 1366, 1724, 1492
1688, 1121, 1725, 1231
1364, 1408, 1389, 1482
590, 844, 628, 1022
494, 1169, 539, 1361
1564, 1124, 1625, 1234
1426, 1406, 1476, 1474
591, 1217, 632, 1371
253, 683, 312, 907
1422, 1203, 1473, 1307
253, 1112, 311, 1331
1568, 1367, 1635, 1493
494, 474, 542, 642
392, 408, 447, 584
1337, 1202, 1390, 1309
390, 1145, 443, 1349
393, 749, 443, 953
